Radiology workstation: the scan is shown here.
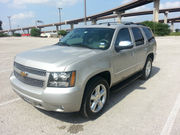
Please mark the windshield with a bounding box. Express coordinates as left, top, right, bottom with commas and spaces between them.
58, 28, 115, 50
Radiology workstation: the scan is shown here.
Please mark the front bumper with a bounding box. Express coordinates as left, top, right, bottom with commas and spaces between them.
10, 73, 83, 112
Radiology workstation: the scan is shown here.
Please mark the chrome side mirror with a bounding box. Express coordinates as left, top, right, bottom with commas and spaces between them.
115, 41, 133, 52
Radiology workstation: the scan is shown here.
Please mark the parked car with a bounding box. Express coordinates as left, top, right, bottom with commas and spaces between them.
10, 23, 156, 118
40, 32, 58, 38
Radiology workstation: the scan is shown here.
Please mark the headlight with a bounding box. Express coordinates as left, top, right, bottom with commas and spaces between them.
47, 71, 76, 87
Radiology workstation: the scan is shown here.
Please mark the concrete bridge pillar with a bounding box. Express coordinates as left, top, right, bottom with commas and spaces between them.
56, 26, 59, 32
27, 29, 30, 34
164, 11, 169, 24
153, 0, 160, 22
91, 19, 97, 25
114, 11, 124, 23
70, 24, 74, 30
170, 21, 175, 32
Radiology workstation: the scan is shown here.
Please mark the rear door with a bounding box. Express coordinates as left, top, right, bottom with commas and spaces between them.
131, 27, 147, 71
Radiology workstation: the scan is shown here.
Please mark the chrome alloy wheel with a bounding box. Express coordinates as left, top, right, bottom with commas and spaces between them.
145, 60, 152, 78
90, 84, 107, 113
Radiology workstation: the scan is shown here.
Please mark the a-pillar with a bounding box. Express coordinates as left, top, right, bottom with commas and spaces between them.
170, 21, 175, 32
153, 0, 160, 22
70, 24, 74, 30
164, 11, 169, 24
91, 19, 97, 25
56, 26, 59, 32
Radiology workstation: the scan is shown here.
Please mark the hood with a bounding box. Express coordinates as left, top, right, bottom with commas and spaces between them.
15, 45, 97, 71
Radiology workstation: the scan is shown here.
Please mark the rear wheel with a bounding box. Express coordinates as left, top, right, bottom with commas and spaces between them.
141, 57, 152, 80
80, 76, 109, 119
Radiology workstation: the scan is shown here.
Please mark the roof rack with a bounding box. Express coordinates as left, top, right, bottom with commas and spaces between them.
98, 22, 118, 26
98, 21, 146, 26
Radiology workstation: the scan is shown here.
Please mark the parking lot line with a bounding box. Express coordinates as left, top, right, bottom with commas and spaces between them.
0, 98, 20, 107
160, 93, 180, 135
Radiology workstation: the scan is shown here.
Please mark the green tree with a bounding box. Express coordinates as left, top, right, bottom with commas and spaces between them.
141, 21, 170, 36
30, 28, 41, 37
0, 32, 8, 37
13, 33, 21, 37
58, 30, 67, 36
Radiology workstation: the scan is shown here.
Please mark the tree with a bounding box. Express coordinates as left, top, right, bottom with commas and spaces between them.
141, 21, 171, 36
0, 20, 2, 30
30, 27, 41, 37
58, 30, 67, 36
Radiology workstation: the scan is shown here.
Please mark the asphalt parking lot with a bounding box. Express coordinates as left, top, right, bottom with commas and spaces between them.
0, 36, 180, 135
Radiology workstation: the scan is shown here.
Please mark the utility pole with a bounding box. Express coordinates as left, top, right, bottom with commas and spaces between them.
84, 0, 87, 25
58, 8, 62, 30
7, 16, 12, 35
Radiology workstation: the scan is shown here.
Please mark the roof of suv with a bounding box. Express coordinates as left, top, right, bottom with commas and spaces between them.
77, 23, 146, 29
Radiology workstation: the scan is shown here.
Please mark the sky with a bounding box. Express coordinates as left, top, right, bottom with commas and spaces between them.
0, 0, 180, 31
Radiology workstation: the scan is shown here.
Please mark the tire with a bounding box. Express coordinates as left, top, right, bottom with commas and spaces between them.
80, 76, 109, 119
141, 57, 152, 80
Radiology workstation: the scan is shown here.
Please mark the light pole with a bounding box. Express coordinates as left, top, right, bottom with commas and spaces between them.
58, 8, 62, 30
84, 0, 87, 25
35, 20, 43, 27
7, 16, 12, 35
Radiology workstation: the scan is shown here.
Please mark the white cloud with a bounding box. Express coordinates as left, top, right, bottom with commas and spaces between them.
160, 1, 180, 9
56, 0, 80, 7
11, 0, 81, 8
127, 6, 150, 13
13, 0, 49, 5
11, 11, 35, 20
0, 0, 9, 3
120, 0, 132, 4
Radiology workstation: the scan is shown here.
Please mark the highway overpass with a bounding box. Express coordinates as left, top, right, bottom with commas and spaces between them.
1, 0, 178, 34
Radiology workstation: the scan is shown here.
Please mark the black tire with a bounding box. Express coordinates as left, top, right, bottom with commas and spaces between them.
80, 76, 109, 119
141, 57, 152, 80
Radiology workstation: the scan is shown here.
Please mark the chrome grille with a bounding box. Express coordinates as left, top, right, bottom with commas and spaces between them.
14, 62, 46, 76
14, 71, 44, 87
14, 62, 46, 88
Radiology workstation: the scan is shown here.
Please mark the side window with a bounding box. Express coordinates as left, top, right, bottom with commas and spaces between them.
132, 27, 144, 46
115, 28, 132, 46
142, 27, 154, 42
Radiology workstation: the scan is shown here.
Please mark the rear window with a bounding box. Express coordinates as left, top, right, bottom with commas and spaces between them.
132, 27, 144, 46
142, 27, 154, 42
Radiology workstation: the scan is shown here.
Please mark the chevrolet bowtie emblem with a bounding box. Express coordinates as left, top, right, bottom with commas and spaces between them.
20, 71, 28, 77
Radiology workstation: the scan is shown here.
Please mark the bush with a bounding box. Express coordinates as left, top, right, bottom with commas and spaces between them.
0, 32, 9, 37
58, 30, 67, 36
30, 28, 41, 37
141, 21, 171, 36
13, 33, 21, 37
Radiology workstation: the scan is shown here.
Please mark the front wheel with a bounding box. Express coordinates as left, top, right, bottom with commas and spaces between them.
80, 76, 109, 119
141, 57, 152, 80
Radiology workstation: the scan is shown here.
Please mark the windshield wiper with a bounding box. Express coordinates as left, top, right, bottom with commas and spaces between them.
71, 44, 93, 49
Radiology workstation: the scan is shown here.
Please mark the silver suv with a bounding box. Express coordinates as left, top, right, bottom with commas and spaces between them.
10, 23, 156, 118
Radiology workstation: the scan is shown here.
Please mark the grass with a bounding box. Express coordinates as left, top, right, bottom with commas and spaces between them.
169, 32, 180, 36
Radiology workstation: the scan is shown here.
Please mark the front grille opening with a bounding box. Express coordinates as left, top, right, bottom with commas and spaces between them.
14, 71, 44, 87
14, 62, 46, 76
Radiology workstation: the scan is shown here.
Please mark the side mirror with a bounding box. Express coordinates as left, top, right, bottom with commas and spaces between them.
115, 41, 133, 52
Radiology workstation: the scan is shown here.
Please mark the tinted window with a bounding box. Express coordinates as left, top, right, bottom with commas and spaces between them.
132, 27, 144, 46
142, 27, 154, 42
115, 28, 131, 46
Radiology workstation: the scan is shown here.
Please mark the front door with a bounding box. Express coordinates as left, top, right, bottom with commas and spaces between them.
112, 28, 136, 83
